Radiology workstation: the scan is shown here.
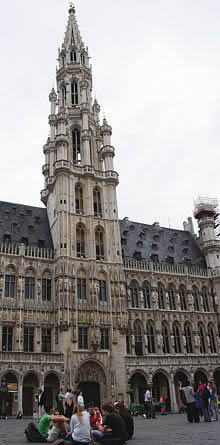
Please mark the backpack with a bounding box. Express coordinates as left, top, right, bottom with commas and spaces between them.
180, 390, 187, 406
24, 422, 47, 443
201, 387, 210, 401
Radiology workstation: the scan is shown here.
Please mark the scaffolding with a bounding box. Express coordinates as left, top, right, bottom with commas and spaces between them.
193, 196, 220, 238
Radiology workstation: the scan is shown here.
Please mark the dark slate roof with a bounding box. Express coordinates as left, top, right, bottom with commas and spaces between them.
119, 218, 206, 268
0, 201, 53, 249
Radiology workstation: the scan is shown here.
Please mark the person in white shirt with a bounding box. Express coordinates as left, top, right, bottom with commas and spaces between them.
77, 391, 85, 408
144, 385, 156, 419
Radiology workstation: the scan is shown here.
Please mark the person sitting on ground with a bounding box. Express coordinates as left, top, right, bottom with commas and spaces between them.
88, 404, 101, 430
92, 402, 127, 445
38, 404, 70, 443
114, 401, 134, 440
70, 403, 92, 444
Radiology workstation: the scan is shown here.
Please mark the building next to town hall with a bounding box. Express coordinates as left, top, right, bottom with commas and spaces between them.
1, 4, 220, 416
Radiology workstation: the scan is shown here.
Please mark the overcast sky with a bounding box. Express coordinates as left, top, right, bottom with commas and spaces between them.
0, 0, 220, 230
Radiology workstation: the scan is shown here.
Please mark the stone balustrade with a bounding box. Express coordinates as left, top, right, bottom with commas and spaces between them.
0, 243, 54, 260
123, 258, 209, 278
126, 354, 220, 367
0, 351, 64, 363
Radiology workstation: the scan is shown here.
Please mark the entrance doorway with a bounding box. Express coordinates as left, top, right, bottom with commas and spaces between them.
78, 382, 100, 408
213, 369, 220, 396
174, 370, 188, 409
194, 370, 208, 390
44, 373, 59, 407
130, 372, 147, 404
1, 372, 18, 416
23, 372, 39, 416
152, 372, 171, 411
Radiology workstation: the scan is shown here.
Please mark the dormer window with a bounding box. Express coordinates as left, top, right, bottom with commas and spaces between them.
71, 82, 78, 105
4, 233, 11, 244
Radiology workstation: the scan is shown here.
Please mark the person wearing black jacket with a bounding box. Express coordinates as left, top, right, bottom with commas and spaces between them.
37, 388, 46, 419
114, 402, 134, 440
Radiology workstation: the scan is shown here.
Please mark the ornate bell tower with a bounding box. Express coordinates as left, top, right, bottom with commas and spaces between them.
41, 4, 127, 402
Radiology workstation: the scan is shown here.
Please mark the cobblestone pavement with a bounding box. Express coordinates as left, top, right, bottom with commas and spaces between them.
0, 414, 220, 445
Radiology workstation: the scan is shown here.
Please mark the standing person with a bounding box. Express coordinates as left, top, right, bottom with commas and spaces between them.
65, 388, 73, 418
37, 388, 46, 419
209, 382, 218, 421
70, 403, 91, 444
144, 385, 156, 419
200, 382, 211, 422
77, 391, 84, 408
56, 388, 65, 415
92, 402, 127, 445
179, 381, 199, 423
114, 401, 134, 440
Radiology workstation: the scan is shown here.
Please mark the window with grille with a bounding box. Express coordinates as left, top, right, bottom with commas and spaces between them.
130, 281, 139, 308
162, 324, 170, 353
146, 323, 156, 353
192, 286, 200, 311
158, 283, 165, 309
77, 278, 86, 300
208, 324, 216, 353
142, 282, 151, 308
198, 323, 206, 353
78, 327, 88, 349
72, 129, 81, 163
5, 275, 15, 298
100, 329, 109, 349
76, 225, 85, 258
99, 280, 107, 302
184, 323, 193, 353
71, 82, 78, 105
42, 279, 51, 301
2, 326, 13, 351
134, 324, 143, 356
42, 328, 51, 353
25, 277, 35, 300
168, 284, 176, 310
179, 285, 187, 311
93, 188, 102, 217
173, 323, 182, 353
95, 228, 104, 260
75, 184, 83, 214
24, 327, 34, 352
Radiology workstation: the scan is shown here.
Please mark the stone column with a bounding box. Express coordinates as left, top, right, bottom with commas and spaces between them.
169, 377, 178, 413
18, 380, 23, 412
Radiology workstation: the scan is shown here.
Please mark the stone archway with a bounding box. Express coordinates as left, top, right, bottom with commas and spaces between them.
213, 369, 220, 396
44, 372, 60, 407
1, 372, 18, 416
23, 372, 39, 416
174, 370, 189, 410
152, 371, 171, 411
130, 372, 147, 404
76, 361, 107, 408
194, 369, 208, 390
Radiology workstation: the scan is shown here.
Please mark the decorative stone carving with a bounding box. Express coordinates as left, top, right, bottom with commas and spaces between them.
157, 333, 163, 348
77, 361, 107, 386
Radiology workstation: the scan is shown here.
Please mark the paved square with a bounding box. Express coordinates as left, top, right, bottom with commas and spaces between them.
0, 414, 220, 445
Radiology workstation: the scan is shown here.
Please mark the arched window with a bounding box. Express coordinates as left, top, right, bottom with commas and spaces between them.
4, 266, 16, 298
198, 322, 207, 353
173, 322, 182, 353
76, 224, 85, 258
179, 284, 187, 311
75, 183, 83, 214
70, 51, 77, 62
72, 128, 81, 164
93, 188, 102, 217
42, 270, 52, 302
61, 85, 66, 108
81, 53, 85, 65
142, 281, 151, 309
168, 283, 176, 310
129, 280, 139, 308
192, 286, 200, 311
134, 322, 143, 356
184, 322, 193, 353
71, 81, 78, 105
162, 322, 170, 353
146, 321, 156, 353
208, 323, 216, 353
95, 227, 104, 260
158, 283, 165, 309
202, 286, 210, 312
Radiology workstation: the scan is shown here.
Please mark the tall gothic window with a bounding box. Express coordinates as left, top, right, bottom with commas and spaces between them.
130, 280, 139, 308
5, 275, 15, 298
61, 85, 66, 108
93, 188, 102, 217
24, 327, 34, 352
70, 51, 77, 62
76, 224, 85, 258
134, 322, 143, 356
100, 329, 109, 350
173, 322, 182, 353
179, 285, 187, 311
2, 326, 13, 351
71, 82, 78, 105
78, 327, 88, 349
192, 285, 200, 311
198, 322, 207, 353
184, 322, 193, 353
75, 183, 83, 214
25, 276, 35, 300
77, 278, 87, 300
158, 283, 165, 309
42, 279, 51, 301
42, 328, 51, 353
162, 322, 170, 353
202, 286, 210, 312
146, 322, 156, 353
72, 129, 81, 163
208, 323, 216, 353
95, 227, 104, 260
168, 283, 176, 310
142, 281, 151, 308
98, 280, 107, 302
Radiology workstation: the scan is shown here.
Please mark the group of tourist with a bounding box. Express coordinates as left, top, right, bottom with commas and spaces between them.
34, 388, 134, 445
180, 380, 218, 423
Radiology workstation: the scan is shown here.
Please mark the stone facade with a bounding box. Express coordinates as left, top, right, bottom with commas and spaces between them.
1, 5, 220, 416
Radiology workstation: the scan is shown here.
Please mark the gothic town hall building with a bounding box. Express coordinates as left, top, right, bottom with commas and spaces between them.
1, 5, 220, 416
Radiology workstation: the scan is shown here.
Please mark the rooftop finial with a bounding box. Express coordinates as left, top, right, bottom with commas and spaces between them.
69, 1, 76, 14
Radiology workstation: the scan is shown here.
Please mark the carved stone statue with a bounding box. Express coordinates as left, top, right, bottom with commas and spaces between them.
157, 333, 163, 348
